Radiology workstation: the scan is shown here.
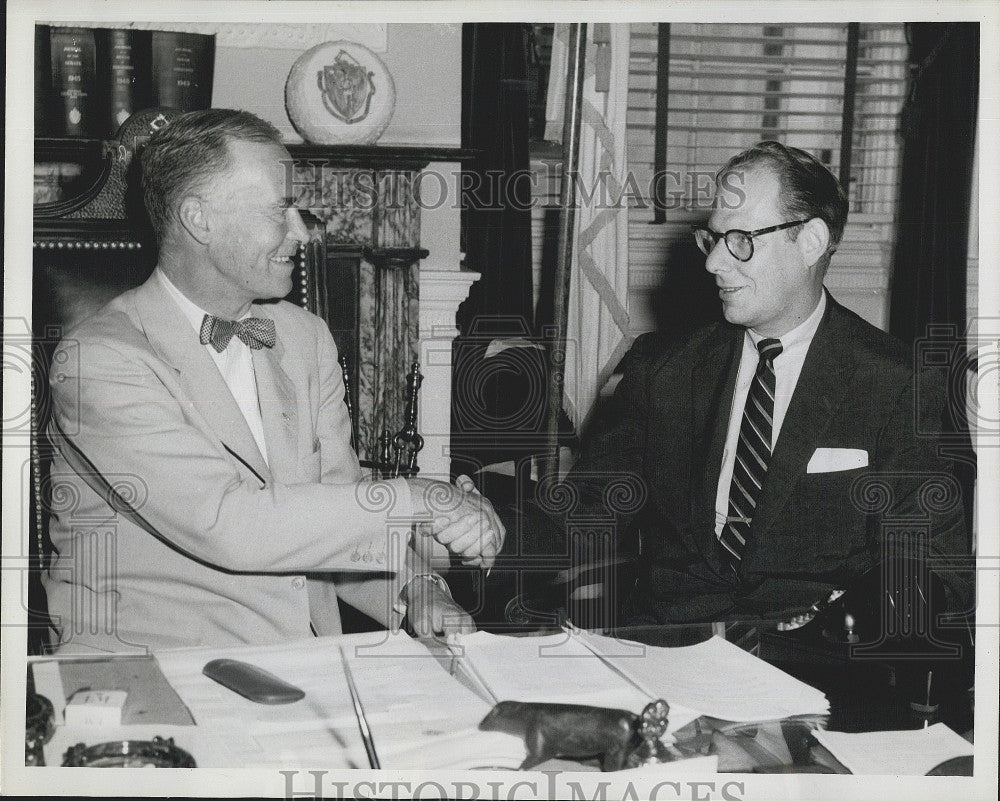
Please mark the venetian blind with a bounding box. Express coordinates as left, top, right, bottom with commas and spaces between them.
529, 23, 909, 335
626, 22, 909, 218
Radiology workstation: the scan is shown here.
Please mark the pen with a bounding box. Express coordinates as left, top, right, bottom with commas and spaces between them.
924, 670, 933, 728
339, 645, 381, 769
562, 624, 655, 701
446, 635, 499, 706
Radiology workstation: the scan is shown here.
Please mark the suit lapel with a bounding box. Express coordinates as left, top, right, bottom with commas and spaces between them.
746, 296, 858, 548
690, 327, 742, 555
251, 305, 300, 483
131, 274, 272, 483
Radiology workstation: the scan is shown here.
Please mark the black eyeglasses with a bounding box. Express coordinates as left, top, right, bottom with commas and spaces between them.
692, 219, 811, 262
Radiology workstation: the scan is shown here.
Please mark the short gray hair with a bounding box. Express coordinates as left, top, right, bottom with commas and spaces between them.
141, 109, 284, 245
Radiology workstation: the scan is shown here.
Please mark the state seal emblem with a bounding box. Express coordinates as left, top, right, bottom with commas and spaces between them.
286, 40, 396, 145
318, 51, 375, 125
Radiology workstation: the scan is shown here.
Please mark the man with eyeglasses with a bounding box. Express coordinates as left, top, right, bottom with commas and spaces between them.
557, 140, 969, 626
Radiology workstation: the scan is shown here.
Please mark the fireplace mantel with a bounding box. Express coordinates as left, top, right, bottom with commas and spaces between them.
290, 152, 475, 479
287, 144, 479, 171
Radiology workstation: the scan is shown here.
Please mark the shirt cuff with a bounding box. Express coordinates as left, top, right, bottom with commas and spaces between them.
384, 477, 413, 520
392, 573, 453, 617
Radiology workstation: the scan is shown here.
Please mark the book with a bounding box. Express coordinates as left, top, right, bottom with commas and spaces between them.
97, 28, 152, 137
150, 30, 215, 111
34, 25, 52, 133
49, 26, 101, 137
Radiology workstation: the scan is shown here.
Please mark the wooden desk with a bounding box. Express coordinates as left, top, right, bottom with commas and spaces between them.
25, 627, 973, 774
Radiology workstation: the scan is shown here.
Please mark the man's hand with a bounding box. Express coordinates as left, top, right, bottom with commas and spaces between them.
407, 476, 505, 570
403, 576, 476, 638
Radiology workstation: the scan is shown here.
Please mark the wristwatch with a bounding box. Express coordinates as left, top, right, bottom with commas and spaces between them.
392, 573, 452, 617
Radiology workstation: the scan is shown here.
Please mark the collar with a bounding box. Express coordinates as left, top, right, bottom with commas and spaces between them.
745, 290, 827, 356
155, 267, 253, 334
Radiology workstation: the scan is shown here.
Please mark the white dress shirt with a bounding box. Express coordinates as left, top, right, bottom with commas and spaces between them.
714, 292, 827, 535
156, 268, 269, 465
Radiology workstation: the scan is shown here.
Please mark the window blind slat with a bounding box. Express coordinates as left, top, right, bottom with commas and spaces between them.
631, 69, 904, 83
527, 22, 907, 327
625, 22, 906, 220
631, 89, 905, 102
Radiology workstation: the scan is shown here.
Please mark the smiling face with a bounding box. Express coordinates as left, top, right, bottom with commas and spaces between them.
705, 166, 823, 337
198, 139, 309, 315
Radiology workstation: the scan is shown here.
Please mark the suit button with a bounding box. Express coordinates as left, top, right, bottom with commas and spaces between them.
292, 577, 306, 589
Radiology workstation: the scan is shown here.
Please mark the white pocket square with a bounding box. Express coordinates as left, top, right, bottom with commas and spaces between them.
807, 447, 869, 473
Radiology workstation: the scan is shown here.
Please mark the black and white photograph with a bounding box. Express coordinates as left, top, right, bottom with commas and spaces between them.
2, 1, 997, 799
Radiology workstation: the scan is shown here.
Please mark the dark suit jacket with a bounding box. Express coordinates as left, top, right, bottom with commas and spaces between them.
562, 293, 969, 624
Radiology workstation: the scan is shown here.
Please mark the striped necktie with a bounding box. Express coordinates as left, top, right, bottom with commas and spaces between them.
199, 314, 276, 353
719, 337, 783, 572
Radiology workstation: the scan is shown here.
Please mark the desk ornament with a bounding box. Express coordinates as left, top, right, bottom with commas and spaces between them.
285, 40, 396, 145
479, 699, 671, 771
202, 658, 305, 705
62, 736, 195, 767
25, 687, 55, 766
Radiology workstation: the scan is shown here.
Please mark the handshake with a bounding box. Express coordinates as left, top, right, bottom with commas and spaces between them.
406, 474, 505, 571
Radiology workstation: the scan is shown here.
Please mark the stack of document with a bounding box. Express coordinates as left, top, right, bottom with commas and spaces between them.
450, 630, 829, 724
579, 630, 830, 721
812, 723, 973, 775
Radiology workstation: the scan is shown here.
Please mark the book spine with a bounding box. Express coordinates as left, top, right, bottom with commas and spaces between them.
49, 27, 101, 137
97, 28, 152, 137
35, 24, 52, 133
150, 31, 215, 111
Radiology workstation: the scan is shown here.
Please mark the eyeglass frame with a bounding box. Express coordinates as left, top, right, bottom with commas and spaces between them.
691, 219, 812, 263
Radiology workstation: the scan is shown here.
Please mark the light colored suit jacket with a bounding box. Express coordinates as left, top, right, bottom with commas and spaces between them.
43, 273, 430, 653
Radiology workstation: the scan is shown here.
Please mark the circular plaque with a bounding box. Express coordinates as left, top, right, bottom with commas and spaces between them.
285, 40, 396, 145
62, 736, 196, 768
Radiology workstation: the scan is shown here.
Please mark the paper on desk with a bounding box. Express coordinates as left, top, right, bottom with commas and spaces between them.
339, 633, 526, 769
154, 631, 527, 770
616, 755, 718, 776
449, 631, 701, 734
576, 632, 829, 722
812, 723, 974, 775
31, 656, 194, 726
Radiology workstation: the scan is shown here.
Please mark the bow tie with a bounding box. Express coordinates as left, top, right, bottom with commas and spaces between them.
199, 314, 277, 352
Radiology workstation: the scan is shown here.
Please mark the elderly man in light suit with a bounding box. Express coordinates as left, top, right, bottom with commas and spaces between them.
43, 110, 503, 653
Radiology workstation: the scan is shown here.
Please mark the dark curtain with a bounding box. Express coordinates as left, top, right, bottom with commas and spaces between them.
890, 22, 979, 549
890, 22, 978, 342
452, 23, 548, 478
458, 23, 534, 335
449, 25, 569, 626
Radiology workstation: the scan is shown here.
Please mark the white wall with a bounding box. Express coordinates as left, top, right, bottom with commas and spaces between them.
212, 24, 462, 146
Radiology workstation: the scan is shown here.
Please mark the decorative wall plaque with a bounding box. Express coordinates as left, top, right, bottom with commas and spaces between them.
285, 40, 396, 145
